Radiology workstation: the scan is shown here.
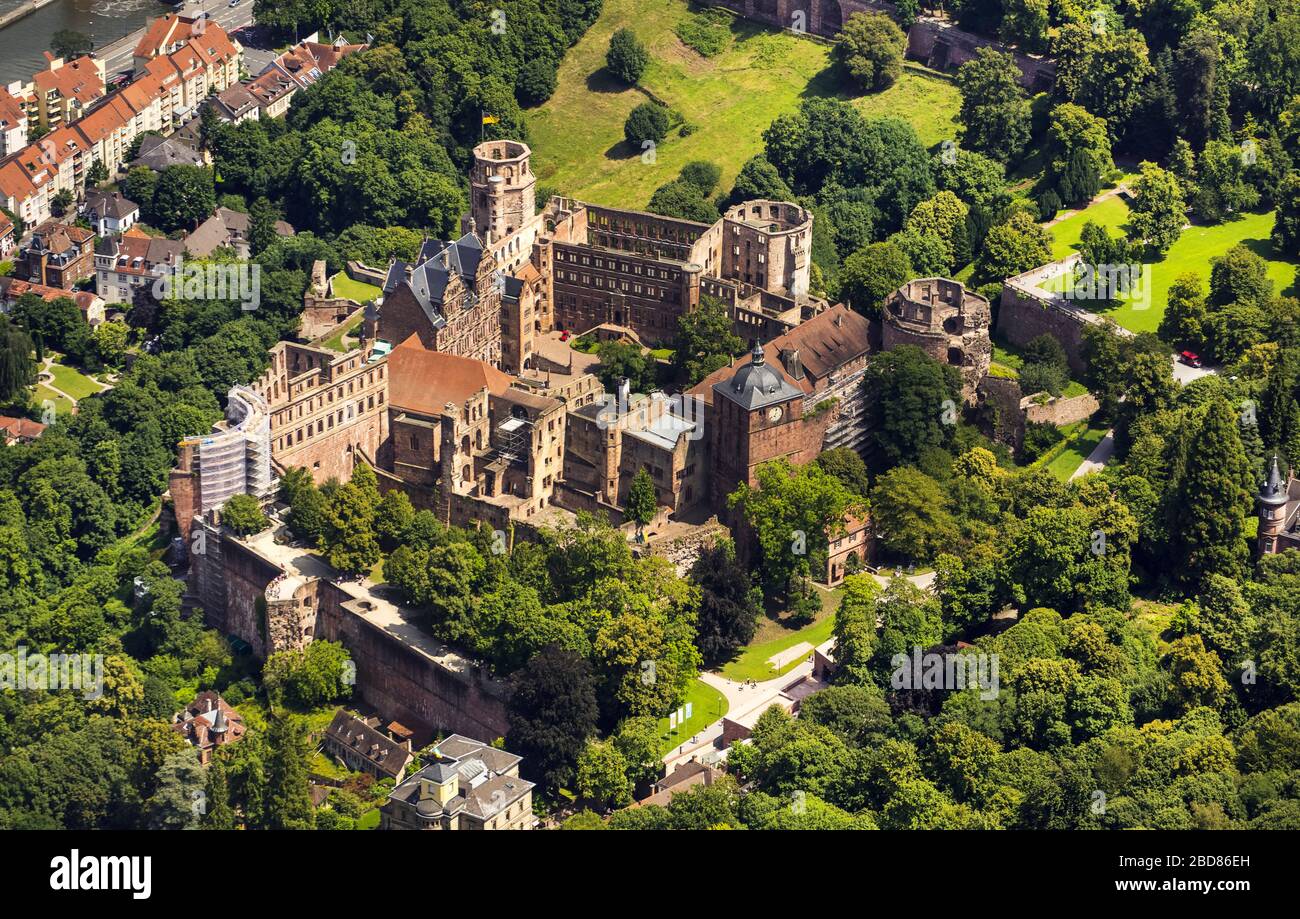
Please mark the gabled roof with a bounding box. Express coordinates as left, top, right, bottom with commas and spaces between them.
324, 710, 411, 776
690, 304, 871, 407
393, 234, 487, 329
132, 133, 204, 170
763, 303, 871, 391
387, 334, 514, 417
85, 190, 139, 220
32, 56, 104, 107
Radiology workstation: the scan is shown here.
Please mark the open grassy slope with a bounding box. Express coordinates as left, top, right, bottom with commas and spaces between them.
1046, 200, 1298, 333
526, 0, 960, 210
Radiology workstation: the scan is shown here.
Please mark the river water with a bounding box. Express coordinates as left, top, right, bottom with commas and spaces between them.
0, 0, 173, 85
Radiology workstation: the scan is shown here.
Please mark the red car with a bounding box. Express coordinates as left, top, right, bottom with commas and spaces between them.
1179, 351, 1202, 368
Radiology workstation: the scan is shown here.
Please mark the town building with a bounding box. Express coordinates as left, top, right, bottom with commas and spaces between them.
322, 710, 414, 782
94, 226, 183, 305
381, 735, 536, 830
130, 132, 205, 171
0, 16, 240, 227
17, 219, 95, 289
0, 87, 29, 156
83, 189, 139, 237
0, 276, 105, 325
634, 761, 724, 808
0, 415, 47, 445
184, 206, 294, 259
0, 211, 13, 258
172, 691, 246, 765
27, 53, 106, 132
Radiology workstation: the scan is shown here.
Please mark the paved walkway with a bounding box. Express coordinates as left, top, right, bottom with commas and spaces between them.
661, 641, 832, 771
1070, 429, 1115, 480
869, 569, 936, 591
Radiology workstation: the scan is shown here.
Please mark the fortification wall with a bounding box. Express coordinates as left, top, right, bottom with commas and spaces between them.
315, 587, 512, 740
996, 284, 1091, 377
1025, 392, 1100, 427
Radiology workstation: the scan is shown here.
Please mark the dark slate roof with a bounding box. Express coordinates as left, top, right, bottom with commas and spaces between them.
394, 234, 488, 330
383, 260, 410, 294
1262, 455, 1289, 505
713, 342, 803, 410
499, 273, 523, 303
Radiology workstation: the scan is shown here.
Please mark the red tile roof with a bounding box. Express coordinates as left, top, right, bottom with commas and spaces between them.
388, 334, 514, 416
0, 416, 47, 441
32, 56, 104, 107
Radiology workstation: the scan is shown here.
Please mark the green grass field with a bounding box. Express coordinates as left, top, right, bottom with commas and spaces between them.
318, 309, 366, 353
34, 384, 74, 415
330, 272, 382, 304
1046, 201, 1299, 333
720, 603, 838, 682
658, 678, 728, 754
48, 361, 105, 401
1043, 424, 1110, 480
526, 0, 960, 210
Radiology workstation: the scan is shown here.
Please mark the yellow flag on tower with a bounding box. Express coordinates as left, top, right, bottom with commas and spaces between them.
482, 114, 499, 125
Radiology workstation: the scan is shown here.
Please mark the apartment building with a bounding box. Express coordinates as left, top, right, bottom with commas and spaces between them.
0, 88, 27, 157
29, 53, 106, 132
94, 226, 183, 305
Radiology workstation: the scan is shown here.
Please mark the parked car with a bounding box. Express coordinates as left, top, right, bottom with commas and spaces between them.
1179, 350, 1203, 368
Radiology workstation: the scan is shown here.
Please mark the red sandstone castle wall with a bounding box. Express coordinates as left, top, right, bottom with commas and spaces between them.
314, 583, 512, 740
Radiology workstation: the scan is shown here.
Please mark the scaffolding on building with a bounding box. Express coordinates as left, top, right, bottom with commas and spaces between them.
496, 416, 531, 466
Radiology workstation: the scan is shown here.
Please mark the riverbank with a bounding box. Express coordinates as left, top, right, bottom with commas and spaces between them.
0, 0, 58, 32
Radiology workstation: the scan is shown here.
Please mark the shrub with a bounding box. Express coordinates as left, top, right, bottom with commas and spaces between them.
624, 102, 670, 147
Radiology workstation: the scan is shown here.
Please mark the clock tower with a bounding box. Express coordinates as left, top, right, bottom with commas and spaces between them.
710, 342, 806, 512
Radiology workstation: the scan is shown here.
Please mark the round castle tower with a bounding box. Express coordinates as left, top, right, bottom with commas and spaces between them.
469, 140, 536, 245
1259, 455, 1290, 555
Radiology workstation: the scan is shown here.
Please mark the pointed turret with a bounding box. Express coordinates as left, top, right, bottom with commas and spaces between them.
1260, 455, 1288, 507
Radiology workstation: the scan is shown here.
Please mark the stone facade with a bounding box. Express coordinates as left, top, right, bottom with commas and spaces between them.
720, 199, 814, 298
252, 339, 390, 485
378, 234, 504, 365
383, 336, 568, 526
189, 519, 512, 739
300, 260, 363, 341
882, 278, 992, 402
562, 384, 708, 518
996, 258, 1132, 377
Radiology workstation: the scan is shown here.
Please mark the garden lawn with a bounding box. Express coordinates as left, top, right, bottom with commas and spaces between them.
720, 591, 838, 683
330, 272, 382, 304
48, 361, 105, 400
1046, 203, 1299, 333
657, 678, 728, 754
1045, 424, 1110, 481
526, 0, 960, 210
318, 309, 365, 353
34, 384, 74, 415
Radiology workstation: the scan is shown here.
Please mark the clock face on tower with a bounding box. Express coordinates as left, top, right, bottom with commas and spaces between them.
766, 405, 783, 423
